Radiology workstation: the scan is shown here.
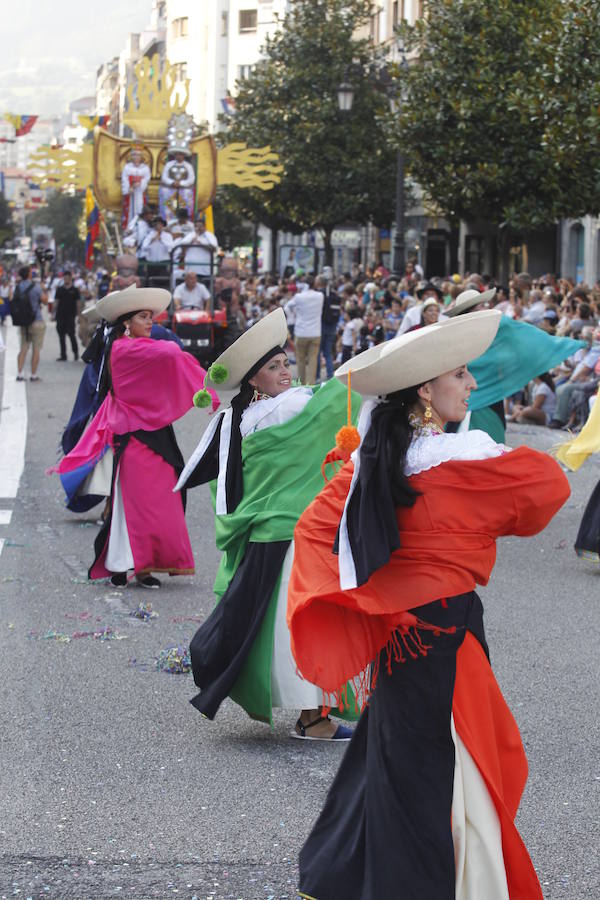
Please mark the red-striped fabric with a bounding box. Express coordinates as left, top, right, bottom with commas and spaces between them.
454, 633, 544, 899
288, 447, 569, 696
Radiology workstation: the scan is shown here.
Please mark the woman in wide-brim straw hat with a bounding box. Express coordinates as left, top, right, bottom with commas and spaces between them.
50, 286, 219, 589
176, 308, 358, 739
442, 288, 584, 442
287, 310, 570, 899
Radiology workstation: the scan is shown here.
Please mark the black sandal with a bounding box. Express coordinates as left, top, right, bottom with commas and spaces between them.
290, 715, 353, 742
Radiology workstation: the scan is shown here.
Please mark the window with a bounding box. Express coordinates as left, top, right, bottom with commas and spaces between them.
393, 1, 399, 26
172, 17, 189, 38
239, 9, 258, 32
237, 64, 253, 80
370, 9, 381, 43
221, 11, 228, 36
172, 62, 188, 82
465, 235, 485, 274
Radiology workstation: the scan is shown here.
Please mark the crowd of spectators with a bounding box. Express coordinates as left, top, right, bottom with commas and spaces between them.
2, 253, 599, 429
223, 262, 600, 431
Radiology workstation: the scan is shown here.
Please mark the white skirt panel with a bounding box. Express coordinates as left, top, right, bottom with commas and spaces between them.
105, 468, 135, 573
270, 541, 322, 709
451, 714, 510, 900
81, 447, 113, 497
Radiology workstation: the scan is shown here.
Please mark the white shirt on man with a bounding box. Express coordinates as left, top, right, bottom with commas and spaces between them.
173, 281, 210, 310
141, 229, 174, 262
290, 288, 324, 338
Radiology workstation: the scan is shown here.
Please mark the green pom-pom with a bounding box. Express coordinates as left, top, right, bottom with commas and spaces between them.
208, 362, 228, 384
193, 389, 211, 409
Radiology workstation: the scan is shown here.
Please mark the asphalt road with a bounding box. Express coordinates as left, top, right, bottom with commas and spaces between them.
0, 321, 598, 899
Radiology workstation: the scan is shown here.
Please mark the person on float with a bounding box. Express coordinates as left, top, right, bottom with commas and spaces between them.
173, 212, 219, 273
160, 149, 195, 221
140, 216, 174, 263
175, 308, 358, 738
50, 286, 219, 588
286, 310, 570, 899
445, 287, 584, 442
122, 205, 154, 256
121, 146, 151, 230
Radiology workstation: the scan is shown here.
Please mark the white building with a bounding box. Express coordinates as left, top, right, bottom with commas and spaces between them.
96, 58, 120, 130
560, 217, 600, 286
164, 0, 289, 133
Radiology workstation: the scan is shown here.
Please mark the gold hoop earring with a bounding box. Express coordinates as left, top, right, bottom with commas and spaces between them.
124, 325, 131, 337
424, 404, 432, 420
251, 388, 261, 403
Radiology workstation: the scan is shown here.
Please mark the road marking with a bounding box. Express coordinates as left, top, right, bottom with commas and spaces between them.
0, 510, 12, 524
0, 326, 27, 499
0, 538, 4, 557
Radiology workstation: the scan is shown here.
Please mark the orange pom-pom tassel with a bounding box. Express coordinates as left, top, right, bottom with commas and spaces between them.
336, 425, 361, 455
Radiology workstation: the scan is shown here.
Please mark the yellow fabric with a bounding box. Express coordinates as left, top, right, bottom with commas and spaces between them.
555, 389, 600, 470
203, 204, 214, 234
85, 186, 95, 218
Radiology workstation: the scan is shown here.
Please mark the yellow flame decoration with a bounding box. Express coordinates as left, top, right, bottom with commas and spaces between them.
27, 144, 93, 192
217, 143, 283, 190
123, 54, 190, 139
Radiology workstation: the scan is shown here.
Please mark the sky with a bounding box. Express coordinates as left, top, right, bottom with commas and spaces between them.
0, 0, 152, 118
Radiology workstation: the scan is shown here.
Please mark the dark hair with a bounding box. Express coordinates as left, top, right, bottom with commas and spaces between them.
538, 372, 556, 394
100, 310, 144, 396
578, 301, 591, 319
368, 386, 422, 507
18, 265, 30, 280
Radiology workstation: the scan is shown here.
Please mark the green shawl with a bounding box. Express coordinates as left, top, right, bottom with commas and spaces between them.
210, 378, 360, 723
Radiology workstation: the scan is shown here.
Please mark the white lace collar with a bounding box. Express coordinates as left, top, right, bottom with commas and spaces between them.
405, 429, 507, 476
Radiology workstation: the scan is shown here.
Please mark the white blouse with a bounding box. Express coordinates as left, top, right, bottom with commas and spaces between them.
240, 386, 313, 437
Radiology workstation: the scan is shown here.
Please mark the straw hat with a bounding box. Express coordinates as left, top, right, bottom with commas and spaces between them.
444, 287, 496, 318
81, 304, 102, 325
95, 285, 171, 325
204, 308, 288, 391
335, 309, 501, 396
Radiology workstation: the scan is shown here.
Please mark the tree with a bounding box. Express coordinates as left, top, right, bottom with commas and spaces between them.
26, 191, 85, 260
220, 0, 398, 267
212, 189, 255, 252
392, 0, 600, 279
536, 0, 600, 216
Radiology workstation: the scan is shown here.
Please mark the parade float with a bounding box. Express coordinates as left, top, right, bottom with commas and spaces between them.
26, 55, 282, 362
27, 54, 282, 253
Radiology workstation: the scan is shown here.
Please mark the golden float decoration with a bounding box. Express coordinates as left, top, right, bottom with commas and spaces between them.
28, 54, 282, 216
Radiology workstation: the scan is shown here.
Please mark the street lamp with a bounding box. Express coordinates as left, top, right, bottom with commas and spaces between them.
337, 51, 407, 278
336, 81, 355, 113
390, 97, 406, 278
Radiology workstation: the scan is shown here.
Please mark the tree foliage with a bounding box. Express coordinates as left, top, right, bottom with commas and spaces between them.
26, 191, 85, 259
391, 0, 600, 240
212, 189, 258, 251
536, 0, 600, 215
220, 0, 398, 260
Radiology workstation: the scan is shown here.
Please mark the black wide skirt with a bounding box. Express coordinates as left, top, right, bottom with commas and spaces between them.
575, 477, 600, 561
298, 591, 488, 900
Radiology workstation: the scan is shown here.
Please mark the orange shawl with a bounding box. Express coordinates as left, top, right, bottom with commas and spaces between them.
288, 446, 570, 697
